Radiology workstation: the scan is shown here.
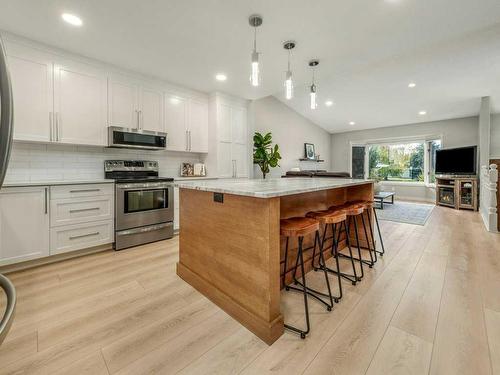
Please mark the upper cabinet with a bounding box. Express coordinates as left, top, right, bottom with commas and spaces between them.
6, 41, 107, 146
108, 75, 164, 133
6, 43, 53, 142
212, 94, 249, 178
164, 92, 208, 153
5, 38, 207, 152
53, 60, 107, 146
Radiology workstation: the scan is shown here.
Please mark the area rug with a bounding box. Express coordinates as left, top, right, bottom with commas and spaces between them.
376, 201, 434, 226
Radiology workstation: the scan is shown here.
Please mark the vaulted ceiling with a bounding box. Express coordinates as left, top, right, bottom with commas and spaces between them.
0, 0, 499, 133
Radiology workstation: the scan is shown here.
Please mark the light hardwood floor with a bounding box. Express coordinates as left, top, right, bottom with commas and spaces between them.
1, 206, 499, 374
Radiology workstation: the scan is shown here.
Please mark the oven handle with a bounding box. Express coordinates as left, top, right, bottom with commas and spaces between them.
116, 184, 173, 190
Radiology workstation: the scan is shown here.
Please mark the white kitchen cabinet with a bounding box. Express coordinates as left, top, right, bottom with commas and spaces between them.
188, 99, 208, 152
164, 92, 208, 152
140, 86, 164, 132
214, 97, 249, 178
164, 93, 188, 151
108, 77, 139, 129
0, 187, 50, 266
53, 60, 108, 146
6, 44, 54, 143
108, 75, 164, 132
50, 220, 114, 255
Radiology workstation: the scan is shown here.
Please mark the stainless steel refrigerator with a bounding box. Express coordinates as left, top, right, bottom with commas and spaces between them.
0, 36, 17, 346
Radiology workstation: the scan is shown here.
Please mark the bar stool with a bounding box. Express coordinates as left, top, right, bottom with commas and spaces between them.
329, 203, 367, 280
306, 209, 347, 301
349, 200, 386, 257
281, 216, 334, 339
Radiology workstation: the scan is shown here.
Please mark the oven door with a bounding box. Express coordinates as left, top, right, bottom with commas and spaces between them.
108, 126, 167, 150
116, 182, 174, 231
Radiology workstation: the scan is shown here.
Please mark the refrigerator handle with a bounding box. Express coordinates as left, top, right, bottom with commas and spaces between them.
0, 36, 14, 189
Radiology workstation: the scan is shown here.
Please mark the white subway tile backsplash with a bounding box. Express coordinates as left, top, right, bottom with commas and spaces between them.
5, 142, 204, 183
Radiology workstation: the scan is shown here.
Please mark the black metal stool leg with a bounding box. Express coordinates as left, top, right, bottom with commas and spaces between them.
365, 209, 378, 262
360, 212, 375, 268
284, 237, 310, 339
373, 207, 385, 256
283, 237, 289, 290
290, 231, 335, 311
334, 219, 360, 284
352, 215, 365, 279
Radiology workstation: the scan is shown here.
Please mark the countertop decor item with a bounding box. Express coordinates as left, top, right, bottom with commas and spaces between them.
253, 132, 281, 179
181, 163, 194, 177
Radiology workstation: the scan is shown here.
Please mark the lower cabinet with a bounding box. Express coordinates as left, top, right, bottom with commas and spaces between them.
0, 187, 50, 266
0, 183, 115, 266
50, 220, 114, 255
49, 184, 114, 255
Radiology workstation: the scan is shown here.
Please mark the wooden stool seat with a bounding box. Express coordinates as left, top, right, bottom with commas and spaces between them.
329, 203, 364, 216
306, 209, 347, 224
280, 217, 319, 237
348, 199, 375, 209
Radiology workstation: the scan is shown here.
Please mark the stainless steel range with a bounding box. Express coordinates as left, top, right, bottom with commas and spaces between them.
105, 160, 174, 250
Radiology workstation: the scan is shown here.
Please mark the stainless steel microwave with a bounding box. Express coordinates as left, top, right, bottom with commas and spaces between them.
108, 126, 167, 150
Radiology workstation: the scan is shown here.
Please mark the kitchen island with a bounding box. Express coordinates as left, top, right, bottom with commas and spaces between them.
175, 178, 374, 344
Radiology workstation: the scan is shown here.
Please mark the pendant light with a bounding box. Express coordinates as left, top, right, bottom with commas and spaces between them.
249, 14, 263, 87
283, 41, 296, 100
309, 60, 319, 109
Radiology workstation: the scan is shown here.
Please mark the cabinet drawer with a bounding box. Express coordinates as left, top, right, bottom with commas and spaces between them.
50, 196, 113, 227
50, 220, 114, 255
50, 184, 114, 199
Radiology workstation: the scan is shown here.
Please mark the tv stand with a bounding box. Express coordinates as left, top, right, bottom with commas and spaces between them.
435, 176, 478, 211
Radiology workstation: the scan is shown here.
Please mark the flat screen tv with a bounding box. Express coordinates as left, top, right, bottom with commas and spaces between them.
435, 146, 477, 176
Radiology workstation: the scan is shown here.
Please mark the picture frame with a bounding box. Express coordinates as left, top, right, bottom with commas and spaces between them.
304, 143, 316, 160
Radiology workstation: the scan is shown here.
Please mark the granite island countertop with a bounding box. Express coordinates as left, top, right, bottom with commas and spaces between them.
175, 177, 373, 198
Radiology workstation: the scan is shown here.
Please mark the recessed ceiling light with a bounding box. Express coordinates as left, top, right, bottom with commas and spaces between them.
61, 13, 83, 26
325, 100, 334, 107
349, 121, 356, 126
418, 110, 427, 115
408, 82, 416, 88
215, 73, 227, 81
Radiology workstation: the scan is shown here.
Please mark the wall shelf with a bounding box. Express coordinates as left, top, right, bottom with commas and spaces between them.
299, 158, 324, 162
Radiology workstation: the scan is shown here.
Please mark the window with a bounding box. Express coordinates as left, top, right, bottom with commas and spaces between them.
427, 139, 442, 184
365, 139, 442, 184
368, 142, 425, 182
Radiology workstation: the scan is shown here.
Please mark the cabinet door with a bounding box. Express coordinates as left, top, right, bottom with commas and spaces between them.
164, 93, 188, 151
139, 86, 164, 132
217, 141, 234, 178
108, 77, 139, 129
7, 45, 53, 142
218, 104, 232, 143
231, 106, 247, 145
232, 143, 249, 178
188, 99, 208, 153
53, 60, 107, 146
0, 187, 49, 265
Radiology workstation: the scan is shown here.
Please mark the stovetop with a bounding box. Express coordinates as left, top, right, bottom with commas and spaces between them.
108, 176, 174, 184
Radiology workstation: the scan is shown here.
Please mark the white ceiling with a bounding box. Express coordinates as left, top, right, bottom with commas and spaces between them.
0, 0, 499, 133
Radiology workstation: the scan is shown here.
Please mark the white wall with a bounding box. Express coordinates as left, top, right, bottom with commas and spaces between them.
479, 97, 491, 168
4, 142, 202, 183
330, 116, 479, 202
491, 113, 500, 159
250, 96, 331, 178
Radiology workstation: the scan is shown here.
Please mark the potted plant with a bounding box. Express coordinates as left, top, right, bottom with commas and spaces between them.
253, 132, 281, 179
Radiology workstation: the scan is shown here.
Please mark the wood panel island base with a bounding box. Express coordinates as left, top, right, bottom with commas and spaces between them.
175, 178, 374, 345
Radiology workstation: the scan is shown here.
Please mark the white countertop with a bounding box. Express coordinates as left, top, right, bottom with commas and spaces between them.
1, 179, 115, 188
175, 177, 373, 198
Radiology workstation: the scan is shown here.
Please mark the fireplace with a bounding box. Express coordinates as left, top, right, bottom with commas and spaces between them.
438, 186, 455, 207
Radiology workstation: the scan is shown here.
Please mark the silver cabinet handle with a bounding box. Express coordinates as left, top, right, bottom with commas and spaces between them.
49, 112, 53, 141
55, 112, 60, 141
69, 232, 100, 240
69, 188, 101, 193
69, 207, 100, 213
44, 187, 48, 214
